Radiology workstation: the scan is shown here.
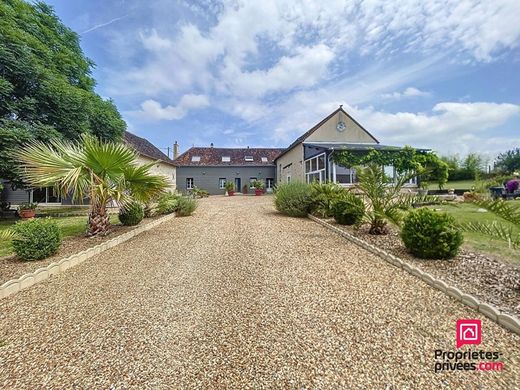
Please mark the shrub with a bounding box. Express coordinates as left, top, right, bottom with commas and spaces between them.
192, 187, 209, 198
401, 208, 463, 259
309, 181, 347, 217
119, 202, 144, 226
157, 192, 179, 214
11, 218, 62, 260
274, 182, 313, 217
331, 195, 365, 225
176, 196, 197, 216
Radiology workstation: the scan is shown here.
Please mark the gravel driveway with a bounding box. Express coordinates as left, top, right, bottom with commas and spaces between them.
1, 196, 518, 389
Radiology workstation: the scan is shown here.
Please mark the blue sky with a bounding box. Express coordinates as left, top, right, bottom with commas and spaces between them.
44, 0, 520, 160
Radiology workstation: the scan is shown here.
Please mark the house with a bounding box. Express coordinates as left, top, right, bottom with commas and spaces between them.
174, 146, 284, 195
274, 106, 419, 186
0, 131, 176, 206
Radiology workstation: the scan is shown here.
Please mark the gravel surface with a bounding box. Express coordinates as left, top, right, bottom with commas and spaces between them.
322, 219, 520, 318
1, 196, 518, 389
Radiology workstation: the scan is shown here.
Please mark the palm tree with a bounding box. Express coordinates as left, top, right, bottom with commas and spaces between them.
16, 134, 168, 236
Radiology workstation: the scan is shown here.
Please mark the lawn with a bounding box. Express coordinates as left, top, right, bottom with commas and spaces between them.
0, 215, 121, 257
429, 200, 520, 264
427, 180, 475, 190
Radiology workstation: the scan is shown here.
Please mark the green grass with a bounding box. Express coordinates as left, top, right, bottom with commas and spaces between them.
0, 215, 121, 257
428, 200, 520, 264
427, 180, 475, 190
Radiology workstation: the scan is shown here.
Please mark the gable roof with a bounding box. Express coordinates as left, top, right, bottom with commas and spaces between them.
174, 147, 285, 167
123, 132, 175, 165
275, 107, 379, 161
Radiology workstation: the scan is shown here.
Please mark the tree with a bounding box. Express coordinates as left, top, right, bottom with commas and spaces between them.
462, 153, 486, 180
0, 0, 126, 183
16, 135, 168, 236
495, 148, 520, 174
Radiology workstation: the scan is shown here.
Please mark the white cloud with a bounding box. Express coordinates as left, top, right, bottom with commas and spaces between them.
134, 94, 210, 121
381, 87, 430, 100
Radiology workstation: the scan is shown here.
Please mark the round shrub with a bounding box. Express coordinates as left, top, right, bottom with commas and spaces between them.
119, 202, 144, 226
176, 196, 197, 216
274, 182, 313, 217
401, 208, 463, 259
11, 218, 62, 261
331, 196, 365, 225
157, 192, 179, 215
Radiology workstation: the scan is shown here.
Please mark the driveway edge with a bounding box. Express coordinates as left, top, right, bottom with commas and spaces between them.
0, 213, 176, 300
308, 214, 520, 336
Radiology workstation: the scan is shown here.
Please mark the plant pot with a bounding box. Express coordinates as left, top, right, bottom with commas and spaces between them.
19, 209, 36, 219
418, 189, 428, 196
254, 188, 263, 196
228, 190, 235, 196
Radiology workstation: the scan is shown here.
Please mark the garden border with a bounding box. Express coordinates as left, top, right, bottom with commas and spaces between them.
0, 213, 176, 300
308, 214, 520, 336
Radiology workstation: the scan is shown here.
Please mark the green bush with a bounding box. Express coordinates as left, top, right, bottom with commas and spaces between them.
401, 208, 463, 259
176, 196, 197, 216
11, 218, 62, 260
309, 181, 347, 217
157, 192, 180, 214
274, 182, 313, 217
331, 195, 365, 225
119, 202, 144, 226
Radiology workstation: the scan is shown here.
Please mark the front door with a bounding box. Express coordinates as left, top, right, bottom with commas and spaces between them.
235, 178, 241, 193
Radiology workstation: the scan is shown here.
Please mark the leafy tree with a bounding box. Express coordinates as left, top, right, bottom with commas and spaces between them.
495, 148, 520, 174
0, 0, 126, 184
462, 153, 486, 180
16, 135, 168, 236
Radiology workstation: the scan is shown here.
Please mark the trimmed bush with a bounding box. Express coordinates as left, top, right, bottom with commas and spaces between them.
11, 218, 62, 261
176, 196, 197, 216
157, 192, 180, 214
401, 208, 463, 259
331, 195, 365, 225
119, 202, 144, 226
309, 182, 347, 217
274, 182, 313, 217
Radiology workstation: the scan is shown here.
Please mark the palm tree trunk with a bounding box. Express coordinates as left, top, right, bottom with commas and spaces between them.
369, 218, 388, 235
87, 204, 110, 236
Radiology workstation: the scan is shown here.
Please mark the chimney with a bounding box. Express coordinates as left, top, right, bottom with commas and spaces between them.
173, 141, 179, 159
210, 142, 214, 148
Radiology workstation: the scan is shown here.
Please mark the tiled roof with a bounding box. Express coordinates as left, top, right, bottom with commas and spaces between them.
174, 147, 285, 166
123, 132, 174, 165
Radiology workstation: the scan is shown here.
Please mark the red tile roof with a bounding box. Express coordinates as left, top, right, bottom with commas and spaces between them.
174, 147, 285, 166
124, 132, 175, 165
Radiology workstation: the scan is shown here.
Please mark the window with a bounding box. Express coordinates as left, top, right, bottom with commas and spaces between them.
249, 177, 257, 186
304, 152, 326, 184
222, 156, 231, 162
32, 187, 61, 203
219, 178, 226, 189
186, 178, 194, 190
191, 156, 200, 162
266, 178, 274, 189
287, 175, 291, 183
261, 157, 268, 163
245, 156, 254, 161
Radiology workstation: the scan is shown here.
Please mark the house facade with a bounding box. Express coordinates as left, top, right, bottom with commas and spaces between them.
0, 131, 176, 206
174, 147, 284, 195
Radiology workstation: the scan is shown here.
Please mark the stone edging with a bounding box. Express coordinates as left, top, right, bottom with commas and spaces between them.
308, 214, 520, 336
0, 213, 176, 300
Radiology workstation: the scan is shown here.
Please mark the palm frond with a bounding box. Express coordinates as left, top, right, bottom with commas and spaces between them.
461, 221, 519, 248
122, 162, 169, 203
470, 199, 520, 227
0, 229, 18, 241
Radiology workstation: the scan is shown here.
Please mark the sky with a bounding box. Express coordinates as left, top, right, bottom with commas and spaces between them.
43, 0, 520, 161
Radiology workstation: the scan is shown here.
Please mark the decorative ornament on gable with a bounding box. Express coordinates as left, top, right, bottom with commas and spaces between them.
336, 105, 346, 132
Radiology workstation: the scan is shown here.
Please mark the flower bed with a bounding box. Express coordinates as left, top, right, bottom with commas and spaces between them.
318, 217, 520, 317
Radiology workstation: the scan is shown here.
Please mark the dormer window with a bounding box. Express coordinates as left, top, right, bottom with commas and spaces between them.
245, 156, 254, 162
191, 156, 200, 162
222, 156, 231, 162
261, 157, 268, 162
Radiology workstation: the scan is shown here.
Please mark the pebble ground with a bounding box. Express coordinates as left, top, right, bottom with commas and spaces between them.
0, 196, 518, 389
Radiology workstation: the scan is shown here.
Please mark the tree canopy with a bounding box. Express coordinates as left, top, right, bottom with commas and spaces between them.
495, 148, 520, 174
0, 0, 126, 185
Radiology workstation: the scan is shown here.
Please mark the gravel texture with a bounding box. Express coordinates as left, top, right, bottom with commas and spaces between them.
323, 219, 520, 318
1, 196, 519, 389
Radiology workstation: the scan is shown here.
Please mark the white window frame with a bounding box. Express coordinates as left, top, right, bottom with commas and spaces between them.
304, 152, 326, 184
191, 156, 200, 162
245, 156, 254, 162
265, 178, 274, 189
222, 156, 231, 162
31, 187, 62, 204
186, 178, 194, 190
261, 157, 268, 163
219, 178, 226, 189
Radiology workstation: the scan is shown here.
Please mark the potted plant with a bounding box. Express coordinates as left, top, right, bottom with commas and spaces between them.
242, 184, 249, 194
224, 181, 235, 196
18, 202, 37, 219
418, 180, 429, 196
252, 180, 264, 196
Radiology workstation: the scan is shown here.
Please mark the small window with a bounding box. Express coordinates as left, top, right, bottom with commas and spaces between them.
219, 178, 226, 189
249, 177, 257, 186
287, 175, 291, 183
261, 157, 268, 163
245, 156, 254, 161
266, 178, 274, 189
191, 156, 200, 162
186, 178, 194, 190
222, 156, 231, 162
